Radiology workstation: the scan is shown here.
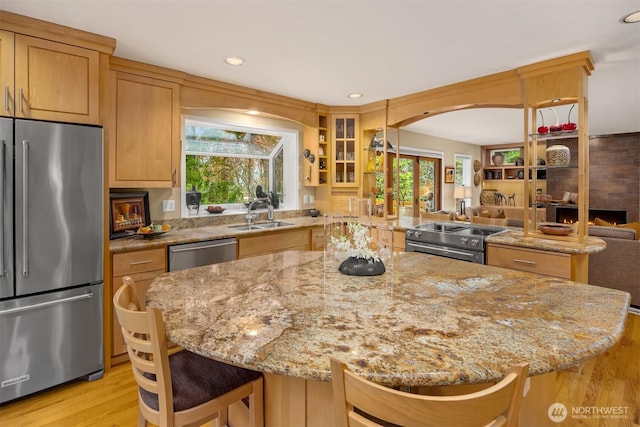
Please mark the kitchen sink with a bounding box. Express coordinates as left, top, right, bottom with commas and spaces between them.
227, 224, 263, 231
254, 221, 294, 228
227, 221, 294, 231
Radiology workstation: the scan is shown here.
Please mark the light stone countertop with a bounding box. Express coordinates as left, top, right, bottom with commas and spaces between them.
109, 215, 325, 253
146, 250, 628, 387
485, 229, 606, 255
110, 214, 605, 255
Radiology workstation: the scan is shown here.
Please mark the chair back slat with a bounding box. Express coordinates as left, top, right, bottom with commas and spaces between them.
114, 276, 265, 427
332, 358, 528, 427
113, 280, 174, 422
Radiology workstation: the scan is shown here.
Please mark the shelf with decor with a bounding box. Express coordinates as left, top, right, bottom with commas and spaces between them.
483, 166, 526, 181
526, 104, 582, 241
361, 127, 398, 218
318, 114, 329, 185
362, 146, 384, 200
520, 51, 593, 248
481, 143, 525, 181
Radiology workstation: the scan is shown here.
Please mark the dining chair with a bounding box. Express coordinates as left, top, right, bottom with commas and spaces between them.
470, 215, 509, 227
113, 277, 264, 427
330, 358, 529, 427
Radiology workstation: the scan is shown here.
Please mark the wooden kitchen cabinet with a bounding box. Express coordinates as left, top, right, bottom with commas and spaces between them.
108, 61, 181, 188
311, 226, 326, 251
238, 229, 310, 259
111, 248, 166, 363
1, 32, 100, 123
370, 226, 406, 252
0, 30, 15, 117
486, 243, 571, 279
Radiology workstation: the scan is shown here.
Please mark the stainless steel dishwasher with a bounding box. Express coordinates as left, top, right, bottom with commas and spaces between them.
168, 238, 237, 271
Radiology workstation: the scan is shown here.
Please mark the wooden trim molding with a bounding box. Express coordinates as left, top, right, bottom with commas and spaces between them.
385, 69, 523, 128
0, 10, 115, 54
109, 56, 186, 84
181, 73, 322, 127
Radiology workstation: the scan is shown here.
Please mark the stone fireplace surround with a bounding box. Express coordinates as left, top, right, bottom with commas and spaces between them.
545, 132, 639, 224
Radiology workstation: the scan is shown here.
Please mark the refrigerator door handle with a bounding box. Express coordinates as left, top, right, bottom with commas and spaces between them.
0, 140, 4, 277
0, 292, 94, 316
22, 140, 29, 276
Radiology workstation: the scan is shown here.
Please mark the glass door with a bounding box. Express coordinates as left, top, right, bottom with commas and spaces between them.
390, 154, 441, 217
419, 157, 439, 215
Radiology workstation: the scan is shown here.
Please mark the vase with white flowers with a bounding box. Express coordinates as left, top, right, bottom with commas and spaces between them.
330, 220, 385, 276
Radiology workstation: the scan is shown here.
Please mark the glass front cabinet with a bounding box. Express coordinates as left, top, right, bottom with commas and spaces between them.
332, 116, 358, 187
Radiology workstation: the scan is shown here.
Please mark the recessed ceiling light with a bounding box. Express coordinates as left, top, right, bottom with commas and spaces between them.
347, 93, 362, 99
621, 10, 640, 23
224, 56, 246, 66
246, 110, 260, 115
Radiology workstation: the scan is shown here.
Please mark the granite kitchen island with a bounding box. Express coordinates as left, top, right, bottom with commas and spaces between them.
147, 251, 629, 427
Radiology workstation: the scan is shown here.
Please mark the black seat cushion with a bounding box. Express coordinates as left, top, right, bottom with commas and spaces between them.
140, 350, 262, 412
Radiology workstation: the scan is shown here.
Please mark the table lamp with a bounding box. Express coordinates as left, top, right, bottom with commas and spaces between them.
455, 186, 472, 216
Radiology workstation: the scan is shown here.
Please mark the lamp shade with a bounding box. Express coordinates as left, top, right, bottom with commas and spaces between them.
454, 186, 465, 199
463, 186, 473, 199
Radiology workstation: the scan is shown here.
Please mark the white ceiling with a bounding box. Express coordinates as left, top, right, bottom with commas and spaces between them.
3, 0, 639, 145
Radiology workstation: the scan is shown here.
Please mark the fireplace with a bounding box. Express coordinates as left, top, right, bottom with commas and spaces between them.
556, 207, 627, 225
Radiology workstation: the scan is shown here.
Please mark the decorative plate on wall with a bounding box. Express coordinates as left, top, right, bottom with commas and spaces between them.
473, 159, 481, 172
474, 173, 481, 186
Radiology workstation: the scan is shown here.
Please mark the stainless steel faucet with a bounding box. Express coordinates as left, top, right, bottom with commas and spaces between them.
246, 197, 271, 224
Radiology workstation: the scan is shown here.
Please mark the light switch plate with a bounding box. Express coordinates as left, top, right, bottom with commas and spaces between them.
303, 195, 309, 204
162, 200, 175, 212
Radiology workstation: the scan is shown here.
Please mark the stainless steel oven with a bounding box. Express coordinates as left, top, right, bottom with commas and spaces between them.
405, 222, 507, 264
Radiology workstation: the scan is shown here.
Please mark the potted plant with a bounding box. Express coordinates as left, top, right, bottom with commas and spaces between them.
330, 221, 385, 276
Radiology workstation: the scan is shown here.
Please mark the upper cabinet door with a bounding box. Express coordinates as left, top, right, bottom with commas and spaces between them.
108, 70, 180, 188
332, 115, 359, 187
0, 30, 15, 117
14, 35, 100, 124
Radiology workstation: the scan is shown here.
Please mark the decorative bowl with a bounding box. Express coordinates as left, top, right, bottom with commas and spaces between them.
539, 224, 573, 236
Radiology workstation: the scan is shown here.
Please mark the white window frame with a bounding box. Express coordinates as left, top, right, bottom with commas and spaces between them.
455, 153, 472, 210
181, 116, 299, 217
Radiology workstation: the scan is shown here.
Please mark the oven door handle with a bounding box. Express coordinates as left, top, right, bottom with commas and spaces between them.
407, 242, 477, 258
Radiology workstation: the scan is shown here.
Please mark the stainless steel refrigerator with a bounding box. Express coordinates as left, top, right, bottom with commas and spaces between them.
0, 118, 104, 404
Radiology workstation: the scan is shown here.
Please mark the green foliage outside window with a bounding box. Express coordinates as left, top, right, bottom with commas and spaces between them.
385, 156, 436, 211
186, 155, 269, 205
184, 121, 284, 205
490, 148, 522, 165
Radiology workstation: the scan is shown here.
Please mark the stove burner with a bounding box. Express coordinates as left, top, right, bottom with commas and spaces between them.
405, 222, 508, 264
415, 223, 470, 233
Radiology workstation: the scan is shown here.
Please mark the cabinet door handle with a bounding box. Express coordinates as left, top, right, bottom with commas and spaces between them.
19, 88, 23, 113
514, 258, 536, 265
4, 86, 9, 111
172, 169, 176, 186
129, 259, 152, 266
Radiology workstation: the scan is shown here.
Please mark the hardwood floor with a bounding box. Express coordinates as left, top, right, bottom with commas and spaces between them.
1, 313, 638, 427
555, 311, 640, 427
